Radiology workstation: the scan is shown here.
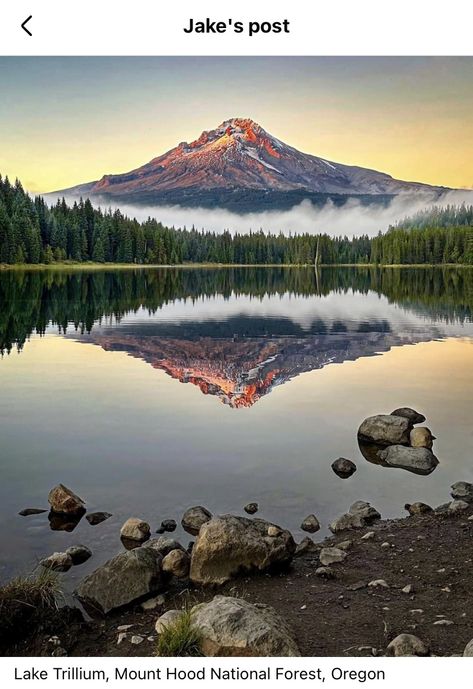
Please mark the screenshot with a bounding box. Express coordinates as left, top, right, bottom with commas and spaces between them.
0, 1, 472, 686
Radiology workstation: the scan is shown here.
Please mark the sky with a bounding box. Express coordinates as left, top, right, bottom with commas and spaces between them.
0, 56, 472, 194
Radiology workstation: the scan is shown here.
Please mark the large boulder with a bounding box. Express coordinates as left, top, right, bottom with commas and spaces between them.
378, 445, 438, 475
75, 547, 162, 615
48, 484, 85, 515
181, 506, 212, 536
190, 515, 295, 586
390, 407, 426, 425
410, 427, 435, 449
40, 552, 73, 572
329, 501, 381, 533
331, 458, 357, 479
386, 633, 429, 657
120, 518, 150, 543
451, 481, 473, 503
358, 415, 411, 446
191, 596, 300, 656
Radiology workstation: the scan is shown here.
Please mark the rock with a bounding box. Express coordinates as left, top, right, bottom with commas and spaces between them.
155, 609, 184, 634
48, 484, 85, 515
130, 635, 144, 644
181, 506, 212, 536
190, 515, 295, 586
117, 632, 127, 645
40, 552, 73, 572
294, 537, 315, 557
448, 500, 469, 513
66, 544, 92, 565
300, 514, 320, 534
402, 584, 414, 594
368, 579, 389, 588
390, 407, 426, 425
117, 624, 134, 631
358, 415, 411, 446
410, 427, 435, 449
160, 519, 177, 532
141, 594, 165, 611
315, 566, 335, 579
337, 540, 353, 551
75, 547, 163, 615
404, 502, 433, 516
433, 619, 454, 626
319, 547, 347, 566
361, 531, 375, 540
381, 541, 390, 548
244, 503, 258, 515
329, 501, 381, 533
386, 633, 429, 657
267, 526, 282, 537
120, 518, 150, 543
331, 458, 357, 479
144, 537, 186, 557
86, 511, 112, 525
378, 445, 439, 475
191, 595, 300, 656
451, 481, 473, 503
463, 639, 473, 656
162, 549, 190, 578
18, 508, 47, 516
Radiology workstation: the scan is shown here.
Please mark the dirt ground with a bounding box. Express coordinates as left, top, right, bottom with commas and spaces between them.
4, 507, 473, 657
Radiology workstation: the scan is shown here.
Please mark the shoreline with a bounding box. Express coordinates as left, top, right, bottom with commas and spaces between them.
3, 504, 473, 657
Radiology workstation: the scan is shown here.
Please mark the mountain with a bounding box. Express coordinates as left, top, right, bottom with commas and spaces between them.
56, 118, 449, 211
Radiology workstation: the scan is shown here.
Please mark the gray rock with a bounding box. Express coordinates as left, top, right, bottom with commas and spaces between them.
410, 427, 435, 449
244, 503, 259, 515
331, 457, 357, 479
390, 407, 426, 425
358, 415, 411, 446
329, 501, 381, 533
386, 633, 429, 656
144, 537, 186, 558
368, 579, 389, 588
300, 514, 320, 534
66, 544, 92, 565
315, 566, 335, 579
18, 508, 47, 516
86, 511, 112, 525
160, 519, 177, 532
190, 515, 295, 586
48, 484, 85, 515
378, 445, 439, 475
155, 609, 184, 634
141, 594, 165, 611
120, 518, 151, 543
181, 506, 212, 536
319, 547, 347, 566
451, 481, 473, 503
130, 635, 144, 644
162, 549, 190, 578
294, 537, 315, 557
40, 552, 73, 572
448, 499, 469, 513
463, 639, 473, 657
191, 595, 300, 656
404, 502, 433, 516
75, 547, 163, 615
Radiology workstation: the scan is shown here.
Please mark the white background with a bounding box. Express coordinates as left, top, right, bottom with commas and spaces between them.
0, 0, 472, 55
0, 0, 472, 685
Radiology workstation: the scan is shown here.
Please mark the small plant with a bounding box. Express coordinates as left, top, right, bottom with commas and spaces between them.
156, 611, 202, 657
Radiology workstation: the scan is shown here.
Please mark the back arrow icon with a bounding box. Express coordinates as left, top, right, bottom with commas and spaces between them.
21, 15, 33, 36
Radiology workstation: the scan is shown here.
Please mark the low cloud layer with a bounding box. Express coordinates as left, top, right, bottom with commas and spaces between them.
46, 189, 473, 238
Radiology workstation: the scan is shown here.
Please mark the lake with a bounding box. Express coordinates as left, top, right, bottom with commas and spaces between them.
1, 266, 473, 591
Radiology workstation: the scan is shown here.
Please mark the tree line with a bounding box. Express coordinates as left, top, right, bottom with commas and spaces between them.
1, 175, 473, 266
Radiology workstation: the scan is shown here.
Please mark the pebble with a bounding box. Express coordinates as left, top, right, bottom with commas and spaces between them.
315, 566, 335, 579
267, 526, 282, 537
433, 620, 454, 626
117, 633, 127, 646
361, 532, 375, 541
411, 609, 424, 614
300, 605, 307, 610
402, 584, 414, 594
117, 624, 134, 632
368, 579, 389, 588
381, 542, 390, 548
141, 595, 165, 611
130, 635, 144, 644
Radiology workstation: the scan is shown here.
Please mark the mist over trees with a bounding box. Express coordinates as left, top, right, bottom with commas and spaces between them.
1, 175, 473, 266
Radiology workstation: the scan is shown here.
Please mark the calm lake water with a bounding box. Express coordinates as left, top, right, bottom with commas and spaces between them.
1, 266, 473, 590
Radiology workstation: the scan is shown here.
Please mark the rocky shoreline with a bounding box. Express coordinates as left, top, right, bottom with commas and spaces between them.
3, 407, 473, 657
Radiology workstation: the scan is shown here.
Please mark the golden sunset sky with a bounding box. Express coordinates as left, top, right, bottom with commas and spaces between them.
0, 57, 472, 193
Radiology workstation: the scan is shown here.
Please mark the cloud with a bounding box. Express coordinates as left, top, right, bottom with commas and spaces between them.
44, 189, 473, 238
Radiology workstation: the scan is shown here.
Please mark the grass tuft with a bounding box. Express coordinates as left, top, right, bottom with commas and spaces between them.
0, 568, 62, 617
156, 610, 202, 657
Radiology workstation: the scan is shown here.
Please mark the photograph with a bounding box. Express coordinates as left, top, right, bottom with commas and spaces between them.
0, 56, 473, 659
